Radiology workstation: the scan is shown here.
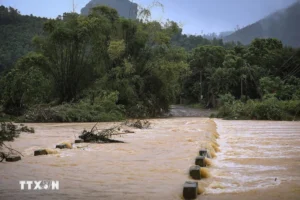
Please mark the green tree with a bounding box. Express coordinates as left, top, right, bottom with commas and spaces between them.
0, 53, 51, 114
33, 10, 116, 102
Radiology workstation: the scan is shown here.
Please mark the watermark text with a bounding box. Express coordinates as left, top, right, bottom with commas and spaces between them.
19, 180, 59, 190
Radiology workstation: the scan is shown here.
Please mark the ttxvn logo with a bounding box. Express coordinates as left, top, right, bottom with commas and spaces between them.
19, 180, 59, 190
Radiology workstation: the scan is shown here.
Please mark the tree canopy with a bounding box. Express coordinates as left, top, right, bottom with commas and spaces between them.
0, 5, 299, 121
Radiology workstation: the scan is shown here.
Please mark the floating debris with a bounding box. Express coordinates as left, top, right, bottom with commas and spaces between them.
125, 120, 151, 129
19, 126, 35, 133
79, 123, 128, 143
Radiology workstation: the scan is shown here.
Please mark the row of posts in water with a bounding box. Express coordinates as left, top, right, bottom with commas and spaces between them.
183, 131, 219, 199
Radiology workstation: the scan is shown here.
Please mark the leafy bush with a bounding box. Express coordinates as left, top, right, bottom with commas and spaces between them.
217, 93, 240, 118
250, 97, 285, 120
217, 100, 244, 119
279, 100, 300, 120
0, 53, 51, 115
217, 96, 300, 121
19, 91, 125, 122
0, 122, 20, 146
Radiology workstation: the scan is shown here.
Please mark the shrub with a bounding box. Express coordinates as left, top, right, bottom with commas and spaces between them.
217, 100, 244, 119
216, 96, 300, 121
19, 91, 125, 122
219, 93, 235, 105
279, 100, 300, 120
250, 97, 285, 120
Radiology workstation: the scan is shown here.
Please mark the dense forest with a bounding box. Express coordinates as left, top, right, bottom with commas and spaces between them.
0, 6, 47, 71
0, 5, 300, 122
224, 1, 300, 47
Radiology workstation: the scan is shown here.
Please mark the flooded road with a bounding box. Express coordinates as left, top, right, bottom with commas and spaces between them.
1, 118, 300, 200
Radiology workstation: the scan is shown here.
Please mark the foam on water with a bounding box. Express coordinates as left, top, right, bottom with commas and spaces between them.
206, 120, 300, 194
1, 119, 299, 200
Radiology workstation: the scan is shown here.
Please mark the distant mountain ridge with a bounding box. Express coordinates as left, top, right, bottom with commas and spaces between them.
81, 0, 138, 19
224, 2, 300, 47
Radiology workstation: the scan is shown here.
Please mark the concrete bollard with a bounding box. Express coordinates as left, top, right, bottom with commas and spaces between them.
189, 165, 201, 180
183, 181, 198, 199
34, 149, 48, 156
56, 144, 68, 149
6, 155, 21, 162
75, 139, 84, 143
199, 149, 207, 157
199, 149, 211, 158
195, 156, 206, 167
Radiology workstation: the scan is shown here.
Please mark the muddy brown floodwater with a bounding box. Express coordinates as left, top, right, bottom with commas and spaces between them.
0, 118, 300, 200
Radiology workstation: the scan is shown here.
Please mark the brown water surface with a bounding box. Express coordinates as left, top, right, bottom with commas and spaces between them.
1, 119, 300, 200
0, 118, 214, 199
203, 120, 300, 200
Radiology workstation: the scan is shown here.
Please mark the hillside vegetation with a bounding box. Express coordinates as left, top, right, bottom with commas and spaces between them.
0, 6, 46, 71
224, 2, 300, 47
0, 5, 299, 122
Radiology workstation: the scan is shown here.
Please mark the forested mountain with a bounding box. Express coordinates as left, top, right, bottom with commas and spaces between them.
81, 0, 138, 19
171, 32, 224, 51
219, 31, 234, 38
171, 31, 241, 51
0, 6, 47, 71
224, 2, 300, 47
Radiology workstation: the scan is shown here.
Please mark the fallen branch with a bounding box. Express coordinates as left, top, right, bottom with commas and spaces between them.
2, 143, 24, 157
79, 122, 132, 143
0, 143, 24, 162
0, 122, 30, 162
90, 122, 98, 132
125, 119, 151, 129
19, 126, 35, 133
110, 132, 134, 136
0, 152, 5, 162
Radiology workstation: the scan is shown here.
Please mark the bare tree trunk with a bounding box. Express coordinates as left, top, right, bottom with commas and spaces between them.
200, 71, 203, 102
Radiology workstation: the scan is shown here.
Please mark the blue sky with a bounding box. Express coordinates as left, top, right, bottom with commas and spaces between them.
1, 0, 297, 34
